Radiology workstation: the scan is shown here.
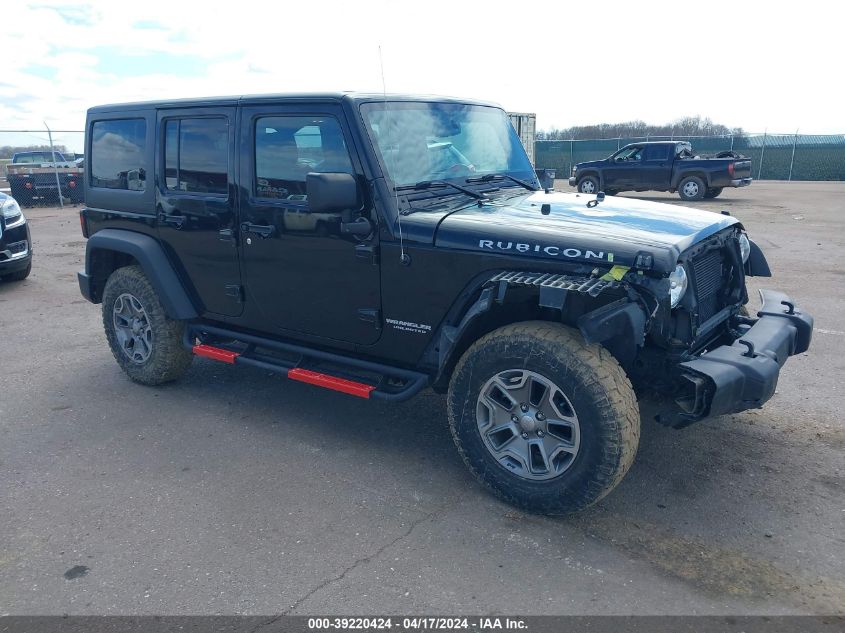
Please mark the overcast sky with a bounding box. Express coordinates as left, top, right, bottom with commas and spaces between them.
2, 0, 841, 152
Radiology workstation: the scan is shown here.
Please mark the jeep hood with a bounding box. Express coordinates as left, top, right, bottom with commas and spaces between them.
432, 191, 738, 273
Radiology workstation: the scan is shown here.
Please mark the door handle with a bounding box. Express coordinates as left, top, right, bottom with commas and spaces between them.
159, 214, 184, 228
241, 222, 275, 238
340, 217, 373, 237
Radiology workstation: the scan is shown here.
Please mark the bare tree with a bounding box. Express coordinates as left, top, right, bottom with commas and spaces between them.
537, 117, 745, 140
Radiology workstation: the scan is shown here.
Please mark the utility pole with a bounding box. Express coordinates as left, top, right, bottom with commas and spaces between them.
788, 128, 799, 182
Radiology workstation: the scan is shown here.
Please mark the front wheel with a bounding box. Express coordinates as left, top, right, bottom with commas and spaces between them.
447, 322, 640, 515
102, 265, 193, 385
577, 176, 599, 194
2, 260, 32, 282
678, 176, 706, 201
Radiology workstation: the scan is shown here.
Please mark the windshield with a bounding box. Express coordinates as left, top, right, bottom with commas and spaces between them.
360, 102, 536, 187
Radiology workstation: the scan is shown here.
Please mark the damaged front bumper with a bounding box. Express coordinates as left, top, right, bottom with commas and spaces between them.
665, 289, 812, 427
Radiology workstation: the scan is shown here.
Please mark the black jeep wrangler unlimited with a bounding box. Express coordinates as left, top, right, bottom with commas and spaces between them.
77, 93, 813, 514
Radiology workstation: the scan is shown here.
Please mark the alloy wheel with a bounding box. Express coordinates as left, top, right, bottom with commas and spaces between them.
476, 369, 581, 481
112, 292, 154, 364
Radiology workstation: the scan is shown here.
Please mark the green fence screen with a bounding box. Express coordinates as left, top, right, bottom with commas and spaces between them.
535, 134, 845, 181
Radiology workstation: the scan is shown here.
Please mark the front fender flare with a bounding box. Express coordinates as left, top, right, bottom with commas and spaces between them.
745, 239, 772, 277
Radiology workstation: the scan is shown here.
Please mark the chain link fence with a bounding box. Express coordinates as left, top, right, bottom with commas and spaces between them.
535, 133, 845, 181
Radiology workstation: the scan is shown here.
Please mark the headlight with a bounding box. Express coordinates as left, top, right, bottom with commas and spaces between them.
1, 197, 25, 228
738, 233, 750, 263
669, 264, 688, 308
572, 165, 578, 174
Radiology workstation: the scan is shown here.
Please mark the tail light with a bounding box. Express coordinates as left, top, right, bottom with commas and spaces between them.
728, 162, 735, 177
79, 210, 89, 238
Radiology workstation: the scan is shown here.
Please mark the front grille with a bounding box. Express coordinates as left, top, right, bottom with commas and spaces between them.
690, 248, 724, 323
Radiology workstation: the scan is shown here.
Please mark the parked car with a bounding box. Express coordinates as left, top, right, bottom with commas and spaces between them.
568, 141, 752, 200
6, 150, 84, 206
77, 93, 811, 515
0, 192, 32, 281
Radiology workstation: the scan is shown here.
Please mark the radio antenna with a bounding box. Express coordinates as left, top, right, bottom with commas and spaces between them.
379, 45, 409, 265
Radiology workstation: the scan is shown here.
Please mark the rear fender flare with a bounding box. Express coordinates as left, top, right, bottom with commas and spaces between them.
85, 229, 197, 319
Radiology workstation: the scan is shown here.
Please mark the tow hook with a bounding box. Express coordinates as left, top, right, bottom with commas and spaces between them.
738, 340, 756, 358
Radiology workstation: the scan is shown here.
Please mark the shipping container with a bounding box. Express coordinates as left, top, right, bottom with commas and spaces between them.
507, 112, 536, 166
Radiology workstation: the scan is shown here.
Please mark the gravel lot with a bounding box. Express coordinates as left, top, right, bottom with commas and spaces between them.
1, 181, 843, 615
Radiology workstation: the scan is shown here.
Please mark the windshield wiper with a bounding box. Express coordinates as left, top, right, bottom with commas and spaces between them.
395, 180, 489, 201
466, 173, 539, 192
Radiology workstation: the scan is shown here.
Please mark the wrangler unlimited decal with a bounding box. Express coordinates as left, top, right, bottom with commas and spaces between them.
478, 239, 614, 262
385, 318, 432, 335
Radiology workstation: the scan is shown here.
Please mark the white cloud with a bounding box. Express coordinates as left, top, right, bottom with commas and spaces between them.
1, 0, 843, 147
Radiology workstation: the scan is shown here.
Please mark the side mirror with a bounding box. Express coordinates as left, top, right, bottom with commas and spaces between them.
535, 168, 555, 191
306, 172, 359, 213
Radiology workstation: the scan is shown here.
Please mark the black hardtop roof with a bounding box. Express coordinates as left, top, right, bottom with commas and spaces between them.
88, 92, 500, 114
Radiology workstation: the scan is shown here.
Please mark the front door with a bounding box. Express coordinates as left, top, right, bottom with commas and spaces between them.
156, 107, 242, 317
604, 145, 644, 189
238, 104, 382, 345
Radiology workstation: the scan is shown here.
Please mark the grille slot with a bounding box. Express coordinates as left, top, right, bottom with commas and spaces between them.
691, 248, 724, 323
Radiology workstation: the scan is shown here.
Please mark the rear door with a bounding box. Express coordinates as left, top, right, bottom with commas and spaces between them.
238, 103, 382, 344
156, 107, 243, 317
642, 144, 673, 188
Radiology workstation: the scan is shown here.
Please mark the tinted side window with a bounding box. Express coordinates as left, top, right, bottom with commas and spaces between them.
90, 119, 147, 190
645, 145, 671, 161
164, 118, 228, 195
254, 116, 353, 200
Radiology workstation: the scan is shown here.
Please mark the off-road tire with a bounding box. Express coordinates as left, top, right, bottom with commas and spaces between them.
447, 321, 640, 515
704, 187, 723, 199
2, 261, 32, 281
102, 265, 192, 385
577, 176, 599, 195
678, 176, 706, 201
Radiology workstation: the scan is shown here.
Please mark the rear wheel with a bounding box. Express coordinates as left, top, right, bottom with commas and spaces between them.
577, 176, 599, 194
678, 176, 706, 201
102, 265, 193, 385
704, 187, 723, 199
447, 322, 640, 515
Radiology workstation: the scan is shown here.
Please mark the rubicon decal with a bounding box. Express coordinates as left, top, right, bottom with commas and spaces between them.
478, 240, 614, 262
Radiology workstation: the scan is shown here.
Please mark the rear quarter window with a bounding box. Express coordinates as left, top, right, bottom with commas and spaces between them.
645, 145, 672, 161
90, 119, 147, 191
